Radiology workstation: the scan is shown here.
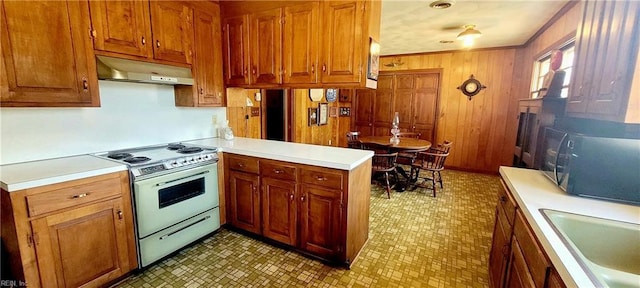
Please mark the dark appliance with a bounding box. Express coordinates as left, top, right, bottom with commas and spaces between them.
540, 127, 640, 205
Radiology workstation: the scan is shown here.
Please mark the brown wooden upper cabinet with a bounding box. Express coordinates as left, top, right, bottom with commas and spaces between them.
1, 0, 100, 107
567, 0, 640, 123
91, 0, 193, 65
175, 2, 226, 107
221, 0, 380, 88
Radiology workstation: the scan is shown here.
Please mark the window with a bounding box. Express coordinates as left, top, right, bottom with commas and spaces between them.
530, 42, 575, 98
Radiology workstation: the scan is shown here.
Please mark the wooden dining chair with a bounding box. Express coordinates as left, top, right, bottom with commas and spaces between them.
372, 152, 398, 198
397, 132, 421, 139
410, 149, 450, 197
430, 140, 452, 153
346, 131, 361, 149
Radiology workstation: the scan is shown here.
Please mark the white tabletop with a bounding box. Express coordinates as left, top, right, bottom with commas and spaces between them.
499, 166, 640, 288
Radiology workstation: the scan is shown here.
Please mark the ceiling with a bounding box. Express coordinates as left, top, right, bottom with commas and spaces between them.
379, 0, 571, 55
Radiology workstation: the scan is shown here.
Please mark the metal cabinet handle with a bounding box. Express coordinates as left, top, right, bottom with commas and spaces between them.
290, 194, 294, 201
252, 66, 256, 75
316, 176, 327, 181
156, 40, 160, 48
199, 88, 204, 95
71, 193, 89, 199
82, 78, 89, 90
311, 64, 315, 74
274, 169, 283, 174
238, 163, 245, 167
117, 210, 123, 220
244, 66, 248, 76
500, 196, 507, 203
141, 36, 146, 45
300, 195, 305, 202
322, 63, 326, 72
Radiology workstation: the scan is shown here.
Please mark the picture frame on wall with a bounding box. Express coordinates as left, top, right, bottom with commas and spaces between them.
308, 107, 318, 126
318, 103, 328, 125
367, 37, 380, 81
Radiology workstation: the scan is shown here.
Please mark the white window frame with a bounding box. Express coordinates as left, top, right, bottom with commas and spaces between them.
530, 41, 575, 99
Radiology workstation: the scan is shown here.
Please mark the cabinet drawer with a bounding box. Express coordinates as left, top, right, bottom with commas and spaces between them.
227, 154, 259, 174
300, 168, 343, 190
261, 160, 297, 181
514, 210, 550, 288
498, 180, 517, 225
26, 177, 122, 217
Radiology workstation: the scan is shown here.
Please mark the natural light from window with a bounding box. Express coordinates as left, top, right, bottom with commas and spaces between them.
530, 43, 575, 99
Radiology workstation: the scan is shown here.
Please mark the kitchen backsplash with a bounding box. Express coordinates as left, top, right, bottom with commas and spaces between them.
0, 81, 226, 165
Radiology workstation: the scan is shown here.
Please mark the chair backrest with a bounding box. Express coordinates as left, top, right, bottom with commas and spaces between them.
415, 150, 449, 171
361, 142, 391, 154
429, 140, 453, 154
346, 132, 361, 149
372, 152, 398, 172
397, 132, 421, 139
395, 147, 428, 165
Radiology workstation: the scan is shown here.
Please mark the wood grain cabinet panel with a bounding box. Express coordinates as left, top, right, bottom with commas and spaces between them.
222, 15, 251, 86
31, 199, 130, 288
283, 2, 320, 84
228, 170, 261, 235
175, 2, 225, 107
567, 0, 640, 123
320, 0, 364, 84
250, 8, 282, 85
261, 177, 297, 245
89, 0, 152, 58
0, 0, 99, 107
299, 184, 342, 261
1, 171, 136, 288
354, 88, 375, 136
149, 1, 193, 65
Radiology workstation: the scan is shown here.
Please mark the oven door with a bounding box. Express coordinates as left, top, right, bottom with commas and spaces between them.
134, 163, 218, 238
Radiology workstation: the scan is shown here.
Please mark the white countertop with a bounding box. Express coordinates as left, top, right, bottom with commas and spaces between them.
0, 138, 373, 192
186, 137, 373, 170
499, 166, 640, 288
0, 155, 127, 192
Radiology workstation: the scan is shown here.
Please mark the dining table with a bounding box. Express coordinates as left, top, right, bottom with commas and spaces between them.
358, 136, 432, 191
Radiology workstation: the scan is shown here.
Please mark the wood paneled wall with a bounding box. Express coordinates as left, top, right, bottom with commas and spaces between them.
226, 88, 262, 138
292, 89, 347, 147
377, 2, 581, 173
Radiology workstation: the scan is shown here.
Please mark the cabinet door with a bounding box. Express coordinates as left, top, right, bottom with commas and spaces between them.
192, 5, 225, 106
299, 185, 342, 260
373, 75, 395, 136
1, 1, 99, 107
250, 8, 282, 85
522, 106, 540, 168
488, 206, 512, 288
320, 1, 364, 84
283, 2, 320, 84
393, 75, 414, 131
262, 178, 297, 246
229, 171, 261, 234
149, 1, 193, 64
514, 105, 529, 166
412, 73, 439, 142
222, 15, 250, 85
31, 198, 130, 288
354, 89, 375, 136
89, 0, 152, 58
566, 0, 601, 114
585, 1, 639, 118
505, 240, 537, 288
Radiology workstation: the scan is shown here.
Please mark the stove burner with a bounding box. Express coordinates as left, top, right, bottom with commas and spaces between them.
167, 143, 186, 150
108, 152, 133, 160
124, 156, 151, 164
177, 147, 203, 154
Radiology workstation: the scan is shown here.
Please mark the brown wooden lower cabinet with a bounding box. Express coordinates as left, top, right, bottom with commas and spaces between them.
490, 177, 565, 288
1, 171, 136, 288
225, 153, 371, 266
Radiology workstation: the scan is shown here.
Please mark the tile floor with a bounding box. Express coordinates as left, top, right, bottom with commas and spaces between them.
115, 169, 501, 288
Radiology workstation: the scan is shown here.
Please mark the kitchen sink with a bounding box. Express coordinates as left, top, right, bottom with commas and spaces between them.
540, 209, 640, 288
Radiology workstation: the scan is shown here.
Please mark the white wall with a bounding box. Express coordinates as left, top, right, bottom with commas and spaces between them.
0, 81, 226, 165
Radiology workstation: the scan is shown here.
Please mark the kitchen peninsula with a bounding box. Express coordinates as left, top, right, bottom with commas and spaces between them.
1, 137, 373, 287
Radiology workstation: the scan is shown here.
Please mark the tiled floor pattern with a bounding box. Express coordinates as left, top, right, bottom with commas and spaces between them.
115, 169, 501, 288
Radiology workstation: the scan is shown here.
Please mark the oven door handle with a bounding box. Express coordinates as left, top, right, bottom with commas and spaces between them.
155, 171, 209, 187
159, 215, 211, 240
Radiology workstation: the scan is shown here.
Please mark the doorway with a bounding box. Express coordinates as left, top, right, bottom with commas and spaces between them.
262, 89, 291, 141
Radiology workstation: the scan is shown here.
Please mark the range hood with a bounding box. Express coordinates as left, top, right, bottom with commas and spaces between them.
96, 55, 193, 85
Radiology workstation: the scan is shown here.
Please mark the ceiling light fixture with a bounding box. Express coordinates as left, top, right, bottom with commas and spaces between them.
429, 0, 455, 9
457, 25, 482, 48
